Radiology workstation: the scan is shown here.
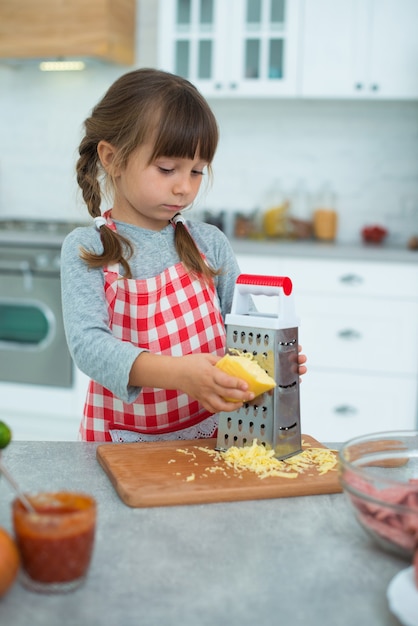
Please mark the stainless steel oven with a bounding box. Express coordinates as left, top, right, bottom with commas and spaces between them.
0, 219, 85, 388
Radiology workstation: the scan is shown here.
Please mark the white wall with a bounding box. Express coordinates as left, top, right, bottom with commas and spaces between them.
207, 98, 418, 244
0, 0, 417, 245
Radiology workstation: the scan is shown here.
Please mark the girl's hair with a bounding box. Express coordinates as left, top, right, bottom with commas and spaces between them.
76, 68, 220, 281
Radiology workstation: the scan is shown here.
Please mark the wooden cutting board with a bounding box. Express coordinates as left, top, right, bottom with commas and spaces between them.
96, 435, 342, 508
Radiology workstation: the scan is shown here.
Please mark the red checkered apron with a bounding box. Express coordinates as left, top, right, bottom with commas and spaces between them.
80, 216, 226, 442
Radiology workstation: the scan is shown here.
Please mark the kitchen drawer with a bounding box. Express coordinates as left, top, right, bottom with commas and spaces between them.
289, 258, 418, 300
299, 371, 417, 443
236, 254, 418, 300
3, 411, 80, 441
297, 295, 418, 375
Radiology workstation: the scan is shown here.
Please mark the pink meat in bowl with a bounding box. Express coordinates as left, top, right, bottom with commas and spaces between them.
339, 430, 418, 559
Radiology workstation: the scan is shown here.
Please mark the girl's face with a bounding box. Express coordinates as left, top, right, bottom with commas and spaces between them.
98, 140, 208, 231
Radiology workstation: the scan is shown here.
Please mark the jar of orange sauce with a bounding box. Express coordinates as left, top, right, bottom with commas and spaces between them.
12, 491, 96, 593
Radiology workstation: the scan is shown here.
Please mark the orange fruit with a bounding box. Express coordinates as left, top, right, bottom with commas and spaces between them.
0, 527, 20, 597
216, 353, 276, 401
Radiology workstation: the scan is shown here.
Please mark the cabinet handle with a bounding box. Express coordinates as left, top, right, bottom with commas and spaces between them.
355, 82, 363, 90
229, 82, 237, 89
214, 83, 222, 90
370, 84, 379, 91
337, 328, 362, 340
339, 273, 363, 285
334, 405, 358, 416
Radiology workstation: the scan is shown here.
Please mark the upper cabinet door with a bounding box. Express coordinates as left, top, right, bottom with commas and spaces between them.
368, 0, 418, 99
158, 0, 302, 97
157, 0, 221, 93
300, 0, 418, 99
299, 0, 368, 98
227, 0, 301, 96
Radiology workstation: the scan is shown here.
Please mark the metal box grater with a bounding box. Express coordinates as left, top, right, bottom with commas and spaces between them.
217, 274, 302, 460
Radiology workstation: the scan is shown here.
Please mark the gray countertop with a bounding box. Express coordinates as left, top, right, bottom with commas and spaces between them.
231, 238, 418, 264
0, 442, 407, 626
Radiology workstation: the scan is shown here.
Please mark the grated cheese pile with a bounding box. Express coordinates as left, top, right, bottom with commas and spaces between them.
216, 439, 337, 479
174, 439, 337, 481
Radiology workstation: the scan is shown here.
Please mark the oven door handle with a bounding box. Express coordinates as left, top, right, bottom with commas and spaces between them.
0, 260, 33, 290
0, 297, 56, 351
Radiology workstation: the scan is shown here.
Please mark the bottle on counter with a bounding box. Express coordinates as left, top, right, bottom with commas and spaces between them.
313, 182, 338, 241
288, 179, 313, 240
261, 179, 290, 238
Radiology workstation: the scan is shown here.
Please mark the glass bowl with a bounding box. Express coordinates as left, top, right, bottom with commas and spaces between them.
339, 430, 418, 559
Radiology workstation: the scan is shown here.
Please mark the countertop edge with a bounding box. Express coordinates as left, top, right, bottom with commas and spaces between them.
230, 238, 418, 264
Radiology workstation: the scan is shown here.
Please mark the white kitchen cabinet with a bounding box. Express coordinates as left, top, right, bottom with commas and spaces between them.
158, 0, 418, 101
0, 368, 89, 441
1, 411, 81, 442
299, 371, 416, 442
158, 0, 302, 97
300, 0, 418, 99
235, 253, 418, 442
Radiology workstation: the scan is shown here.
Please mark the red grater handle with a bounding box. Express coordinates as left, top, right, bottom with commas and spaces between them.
229, 273, 299, 327
236, 274, 292, 296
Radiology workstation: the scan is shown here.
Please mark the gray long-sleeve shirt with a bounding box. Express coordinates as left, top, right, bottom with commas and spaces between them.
60, 218, 241, 403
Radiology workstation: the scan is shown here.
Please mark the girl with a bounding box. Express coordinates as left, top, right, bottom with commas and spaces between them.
61, 68, 307, 442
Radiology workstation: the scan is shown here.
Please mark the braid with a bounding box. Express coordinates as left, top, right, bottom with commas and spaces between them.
76, 138, 134, 278
173, 222, 220, 283
89, 225, 134, 279
76, 138, 102, 218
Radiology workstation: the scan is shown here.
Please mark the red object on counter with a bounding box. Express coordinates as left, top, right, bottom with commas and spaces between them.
361, 225, 388, 244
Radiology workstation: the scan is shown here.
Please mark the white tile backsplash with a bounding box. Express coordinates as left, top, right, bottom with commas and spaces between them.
204, 99, 418, 244
0, 0, 417, 245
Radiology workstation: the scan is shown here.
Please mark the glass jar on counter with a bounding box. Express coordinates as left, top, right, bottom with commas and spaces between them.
313, 183, 338, 241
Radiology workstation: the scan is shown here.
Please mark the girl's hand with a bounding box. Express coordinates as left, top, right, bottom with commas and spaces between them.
297, 345, 308, 378
130, 347, 307, 415
175, 353, 255, 414
130, 351, 255, 414
288, 345, 307, 382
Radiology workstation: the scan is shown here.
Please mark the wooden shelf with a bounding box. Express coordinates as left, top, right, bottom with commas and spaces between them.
0, 0, 136, 65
